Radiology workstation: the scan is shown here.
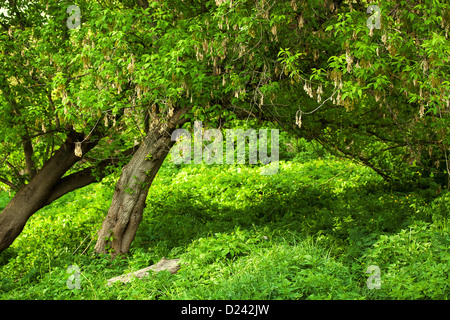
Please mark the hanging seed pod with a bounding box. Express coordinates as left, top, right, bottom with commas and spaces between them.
295, 110, 302, 128
74, 142, 83, 157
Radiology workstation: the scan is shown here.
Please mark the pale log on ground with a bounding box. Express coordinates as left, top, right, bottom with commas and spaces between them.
107, 257, 181, 285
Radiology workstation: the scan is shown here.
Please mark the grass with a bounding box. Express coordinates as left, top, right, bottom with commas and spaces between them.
0, 139, 449, 300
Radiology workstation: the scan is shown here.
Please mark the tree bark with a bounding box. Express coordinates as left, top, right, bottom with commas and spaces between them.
94, 108, 188, 258
22, 134, 37, 179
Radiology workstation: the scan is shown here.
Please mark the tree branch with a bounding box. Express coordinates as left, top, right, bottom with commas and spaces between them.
22, 131, 37, 179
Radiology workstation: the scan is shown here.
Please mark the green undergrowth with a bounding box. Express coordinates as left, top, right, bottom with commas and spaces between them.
0, 144, 449, 299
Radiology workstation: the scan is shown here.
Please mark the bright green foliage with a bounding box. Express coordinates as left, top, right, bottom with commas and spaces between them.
1, 1, 447, 191
1, 137, 448, 300
362, 221, 449, 299
279, 0, 450, 185
178, 231, 362, 300
0, 0, 139, 189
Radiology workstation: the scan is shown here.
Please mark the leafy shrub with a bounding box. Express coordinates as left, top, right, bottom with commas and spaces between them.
425, 191, 450, 227
177, 233, 363, 300
360, 221, 450, 299
182, 228, 263, 265
0, 192, 12, 211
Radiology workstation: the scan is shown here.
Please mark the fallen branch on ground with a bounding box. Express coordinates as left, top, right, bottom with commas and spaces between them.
107, 257, 181, 286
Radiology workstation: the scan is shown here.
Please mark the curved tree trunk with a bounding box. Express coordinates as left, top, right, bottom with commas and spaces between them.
94, 108, 188, 258
0, 134, 138, 255
0, 134, 99, 254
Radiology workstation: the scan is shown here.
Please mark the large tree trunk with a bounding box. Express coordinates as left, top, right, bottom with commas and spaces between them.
94, 108, 188, 258
0, 134, 99, 253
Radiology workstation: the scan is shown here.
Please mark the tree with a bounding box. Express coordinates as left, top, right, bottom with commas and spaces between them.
0, 0, 144, 253
92, 0, 346, 256
0, 0, 270, 255
1, 0, 447, 257
95, 0, 449, 257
